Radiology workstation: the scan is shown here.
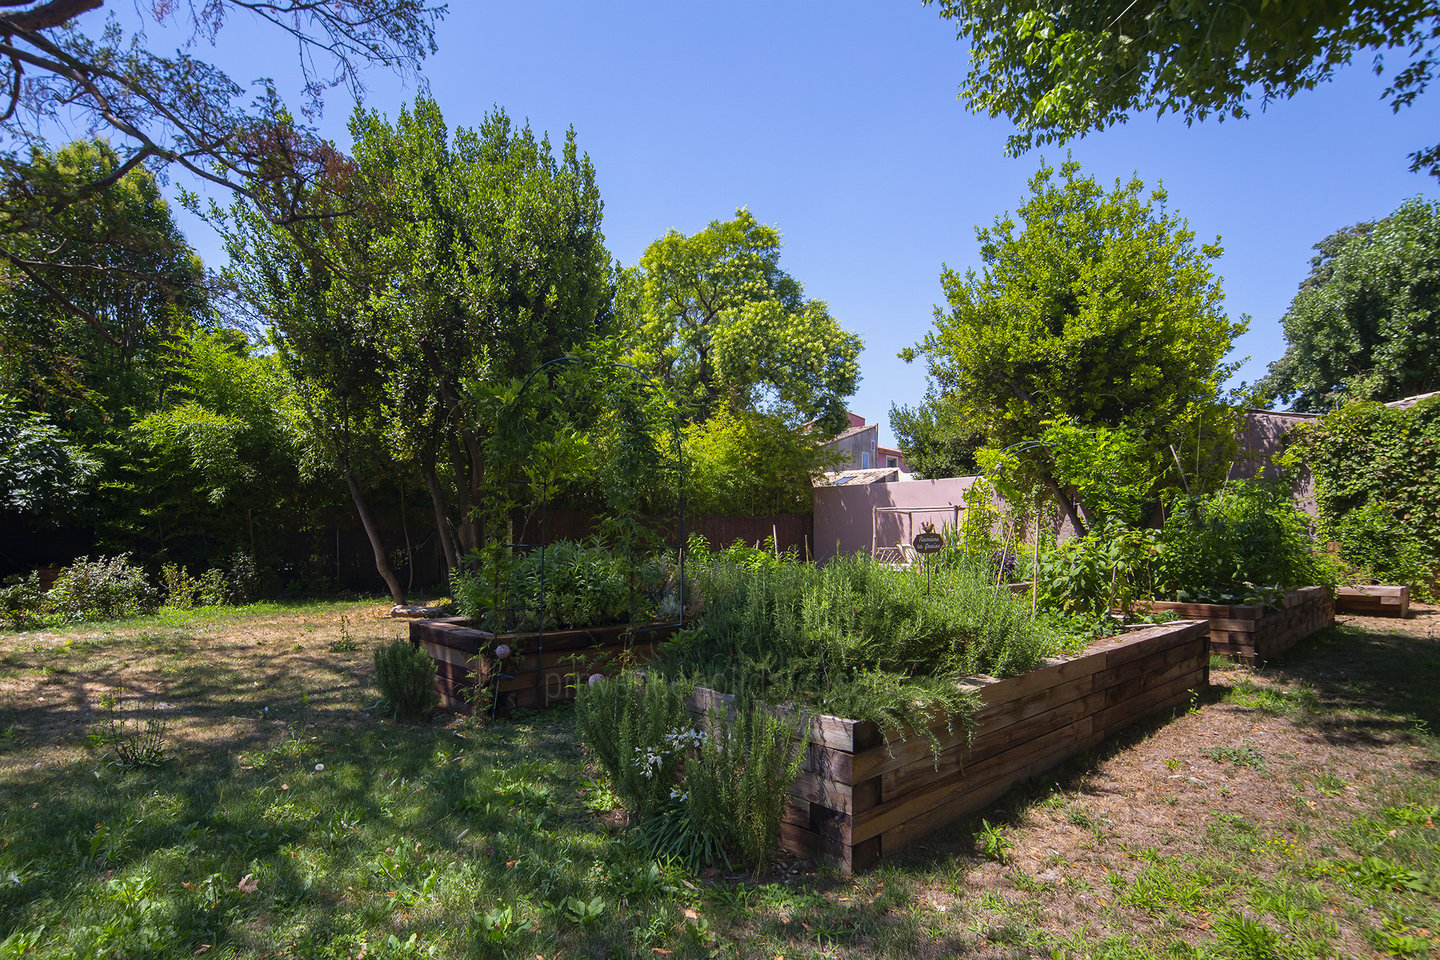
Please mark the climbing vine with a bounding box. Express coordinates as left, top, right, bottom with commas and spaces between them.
1288, 396, 1440, 598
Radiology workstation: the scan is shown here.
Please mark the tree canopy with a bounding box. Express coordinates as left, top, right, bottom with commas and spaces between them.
0, 0, 442, 319
902, 160, 1245, 531
929, 0, 1440, 176
0, 140, 207, 432
224, 95, 614, 591
618, 209, 861, 434
1256, 197, 1440, 412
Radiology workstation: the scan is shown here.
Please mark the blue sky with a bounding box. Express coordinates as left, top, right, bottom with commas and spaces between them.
124, 1, 1440, 445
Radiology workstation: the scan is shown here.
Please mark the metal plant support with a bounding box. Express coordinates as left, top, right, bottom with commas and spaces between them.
484, 356, 687, 716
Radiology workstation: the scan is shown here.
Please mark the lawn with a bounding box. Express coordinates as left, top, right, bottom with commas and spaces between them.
1, 600, 1437, 959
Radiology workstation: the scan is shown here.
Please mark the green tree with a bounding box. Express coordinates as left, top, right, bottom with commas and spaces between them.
0, 140, 207, 433
889, 397, 984, 479
0, 396, 95, 522
118, 328, 311, 567
1256, 197, 1440, 412
225, 96, 613, 586
929, 0, 1440, 176
903, 160, 1245, 532
618, 209, 861, 434
0, 2, 442, 315
683, 408, 841, 516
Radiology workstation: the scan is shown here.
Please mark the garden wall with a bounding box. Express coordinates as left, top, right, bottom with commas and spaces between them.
812, 476, 990, 562
1135, 586, 1333, 664
694, 619, 1209, 874
532, 509, 814, 556
410, 618, 675, 713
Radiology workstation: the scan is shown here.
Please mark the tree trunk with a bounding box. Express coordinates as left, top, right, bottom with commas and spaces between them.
421, 451, 460, 573
340, 461, 405, 604
1044, 476, 1089, 538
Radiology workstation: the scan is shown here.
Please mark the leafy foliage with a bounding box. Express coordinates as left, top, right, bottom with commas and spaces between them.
1157, 482, 1336, 605
0, 396, 95, 520
1257, 197, 1440, 411
372, 639, 437, 723
1038, 525, 1161, 620
0, 141, 207, 431
929, 0, 1440, 176
159, 565, 229, 609
660, 698, 809, 874
903, 160, 1244, 532
1289, 396, 1440, 598
451, 540, 680, 633
575, 673, 808, 872
573, 672, 691, 822
0, 1, 441, 319
618, 208, 861, 434
889, 397, 984, 479
661, 545, 1055, 741
45, 555, 156, 623
682, 408, 840, 515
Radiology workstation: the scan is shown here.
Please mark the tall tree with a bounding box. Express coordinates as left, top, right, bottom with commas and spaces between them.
888, 397, 984, 479
1256, 197, 1440, 411
929, 0, 1440, 176
225, 96, 613, 583
618, 209, 861, 434
0, 140, 207, 432
0, 3, 442, 302
903, 160, 1245, 532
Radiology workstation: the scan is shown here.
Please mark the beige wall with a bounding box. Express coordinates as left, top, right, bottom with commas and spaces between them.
812, 475, 988, 561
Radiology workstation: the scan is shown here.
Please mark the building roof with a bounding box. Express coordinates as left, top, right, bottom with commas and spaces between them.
1385, 390, 1440, 410
815, 467, 899, 487
826, 422, 877, 443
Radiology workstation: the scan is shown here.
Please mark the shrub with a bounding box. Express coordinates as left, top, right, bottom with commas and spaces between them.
452, 540, 679, 631
1037, 523, 1160, 619
45, 555, 155, 623
1328, 500, 1433, 591
373, 639, 437, 723
0, 572, 46, 629
160, 563, 226, 608
1158, 481, 1335, 605
577, 674, 809, 872
663, 550, 1046, 740
574, 671, 690, 822
679, 698, 809, 873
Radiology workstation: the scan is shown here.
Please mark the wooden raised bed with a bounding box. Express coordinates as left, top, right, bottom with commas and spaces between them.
410, 618, 677, 713
692, 619, 1209, 874
1335, 585, 1410, 618
1134, 586, 1333, 664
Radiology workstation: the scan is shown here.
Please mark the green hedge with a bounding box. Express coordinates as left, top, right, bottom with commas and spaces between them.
1289, 396, 1440, 599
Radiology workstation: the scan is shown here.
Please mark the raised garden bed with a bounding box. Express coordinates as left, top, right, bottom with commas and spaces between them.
1134, 586, 1333, 664
691, 618, 1209, 874
1335, 585, 1410, 618
410, 618, 677, 713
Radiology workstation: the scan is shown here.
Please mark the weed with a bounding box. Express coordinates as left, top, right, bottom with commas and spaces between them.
1204, 743, 1266, 770
976, 819, 1013, 864
330, 616, 360, 652
93, 715, 169, 768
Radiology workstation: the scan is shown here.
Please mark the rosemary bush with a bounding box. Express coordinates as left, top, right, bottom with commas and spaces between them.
573, 671, 690, 822
451, 540, 680, 631
373, 639, 437, 723
662, 547, 1057, 742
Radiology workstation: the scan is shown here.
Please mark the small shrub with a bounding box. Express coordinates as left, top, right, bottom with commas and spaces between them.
160, 563, 198, 608
45, 555, 155, 623
574, 672, 689, 821
453, 540, 679, 631
0, 572, 46, 628
93, 715, 168, 768
373, 639, 437, 723
681, 697, 809, 873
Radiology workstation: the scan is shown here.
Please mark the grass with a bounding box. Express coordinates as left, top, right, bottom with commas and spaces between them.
0, 601, 1437, 958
